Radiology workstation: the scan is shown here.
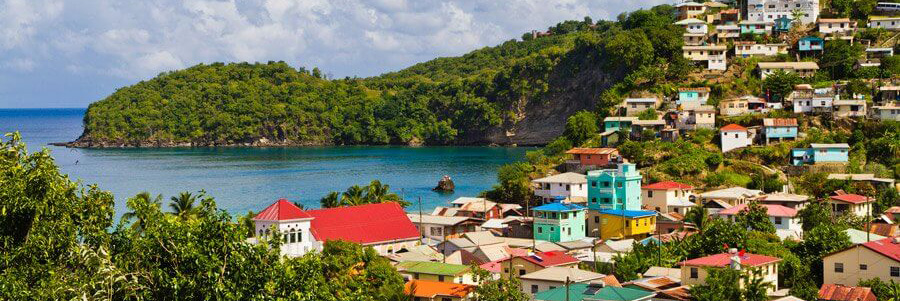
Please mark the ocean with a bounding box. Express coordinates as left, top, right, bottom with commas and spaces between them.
0, 108, 529, 217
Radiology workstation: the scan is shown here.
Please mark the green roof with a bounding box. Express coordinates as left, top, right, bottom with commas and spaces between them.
534, 283, 655, 301
395, 261, 470, 276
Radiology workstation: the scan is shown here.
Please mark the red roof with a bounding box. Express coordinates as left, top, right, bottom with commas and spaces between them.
518, 251, 579, 267
720, 124, 747, 132
860, 237, 900, 263
253, 199, 313, 221
642, 181, 694, 190
717, 203, 797, 217
680, 252, 781, 267
830, 194, 871, 204
565, 148, 619, 155
305, 202, 420, 245
885, 206, 900, 214
818, 284, 877, 301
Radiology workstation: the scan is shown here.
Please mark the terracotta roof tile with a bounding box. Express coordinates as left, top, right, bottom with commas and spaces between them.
763, 118, 798, 127
680, 252, 781, 267
642, 181, 694, 190
565, 148, 619, 155
720, 124, 748, 132
818, 284, 877, 301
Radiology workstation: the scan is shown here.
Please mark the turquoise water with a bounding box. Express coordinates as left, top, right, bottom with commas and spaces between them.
0, 109, 529, 216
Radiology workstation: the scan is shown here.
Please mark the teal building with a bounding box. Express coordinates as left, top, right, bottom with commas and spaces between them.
532, 202, 587, 243
586, 163, 643, 211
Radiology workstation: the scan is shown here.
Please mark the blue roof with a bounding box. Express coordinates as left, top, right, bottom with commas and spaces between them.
598, 209, 657, 218
533, 202, 586, 212
800, 36, 824, 41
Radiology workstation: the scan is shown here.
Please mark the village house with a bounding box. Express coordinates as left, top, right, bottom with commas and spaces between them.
758, 62, 819, 79
773, 16, 792, 35
623, 98, 661, 116
710, 8, 740, 25
734, 42, 788, 57
596, 209, 658, 240
532, 202, 587, 243
680, 250, 782, 294
827, 174, 896, 189
745, 0, 820, 24
872, 103, 900, 120
675, 18, 709, 34
603, 116, 638, 132
762, 118, 798, 144
404, 280, 476, 301
586, 163, 643, 236
397, 261, 477, 285
797, 36, 824, 56
519, 267, 616, 296
818, 284, 878, 301
739, 20, 773, 35
676, 2, 707, 20
753, 192, 809, 210
791, 143, 849, 166
641, 181, 696, 214
682, 45, 728, 70
480, 216, 533, 239
868, 16, 900, 30
441, 197, 521, 220
677, 87, 711, 107
720, 124, 754, 152
719, 95, 767, 116
533, 172, 587, 204
534, 283, 655, 301
789, 84, 834, 113
833, 99, 867, 118
879, 86, 900, 105
698, 187, 765, 207
407, 214, 481, 243
716, 203, 803, 240
828, 192, 873, 218
818, 18, 857, 35
714, 24, 741, 42
629, 120, 666, 140
675, 105, 716, 130
683, 32, 708, 46
564, 148, 620, 170
656, 212, 688, 234
822, 236, 900, 287
499, 251, 579, 279
252, 200, 421, 257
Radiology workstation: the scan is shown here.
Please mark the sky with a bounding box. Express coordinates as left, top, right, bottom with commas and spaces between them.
0, 0, 669, 108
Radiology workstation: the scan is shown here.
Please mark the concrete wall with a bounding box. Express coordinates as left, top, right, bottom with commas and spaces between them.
824, 245, 900, 286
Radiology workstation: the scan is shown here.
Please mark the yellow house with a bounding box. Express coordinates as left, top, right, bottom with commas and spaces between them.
595, 210, 657, 240
498, 251, 580, 279
680, 251, 781, 294
823, 237, 900, 286
396, 261, 477, 285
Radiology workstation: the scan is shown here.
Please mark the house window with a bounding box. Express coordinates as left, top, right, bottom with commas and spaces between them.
835, 263, 844, 273
616, 182, 623, 188
519, 269, 526, 276
690, 267, 698, 278
438, 275, 445, 282
774, 217, 782, 225
603, 198, 611, 203
592, 197, 597, 203
504, 268, 509, 273
538, 227, 543, 234
531, 285, 539, 293
430, 227, 443, 237
648, 190, 654, 198
566, 184, 570, 191
297, 229, 303, 242
592, 181, 597, 187
290, 232, 296, 243
892, 267, 900, 277
603, 182, 610, 187
860, 264, 868, 270
442, 298, 451, 301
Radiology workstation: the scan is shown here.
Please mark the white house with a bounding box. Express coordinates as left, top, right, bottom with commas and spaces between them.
872, 103, 900, 121
734, 42, 788, 57
833, 99, 867, 118
252, 199, 317, 257
746, 0, 820, 24
676, 105, 716, 130
758, 62, 819, 79
715, 24, 741, 42
869, 17, 900, 30
641, 181, 696, 214
818, 18, 857, 35
716, 203, 802, 240
532, 172, 588, 204
683, 45, 728, 71
676, 18, 709, 34
790, 84, 834, 113
720, 124, 753, 153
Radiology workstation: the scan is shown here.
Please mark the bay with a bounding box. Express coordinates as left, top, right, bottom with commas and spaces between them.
0, 108, 529, 217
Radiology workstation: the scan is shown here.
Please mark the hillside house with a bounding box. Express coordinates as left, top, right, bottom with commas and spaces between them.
498, 251, 579, 279
789, 84, 834, 113
533, 172, 588, 204
407, 214, 481, 243
680, 250, 782, 294
676, 105, 716, 130
712, 8, 740, 24
797, 36, 824, 54
565, 148, 620, 170
641, 181, 696, 214
818, 18, 857, 35
716, 203, 802, 240
532, 202, 587, 243
603, 116, 637, 132
746, 0, 820, 24
586, 163, 644, 236
596, 209, 658, 240
404, 280, 476, 301
683, 32, 709, 46
519, 267, 616, 297
629, 120, 666, 140
677, 87, 711, 107
828, 192, 873, 218
828, 174, 896, 190
719, 95, 766, 116
698, 187, 764, 207
623, 98, 661, 116
734, 42, 788, 57
676, 18, 709, 34
683, 45, 728, 70
715, 24, 741, 42
720, 123, 753, 152
753, 193, 809, 210
833, 99, 867, 118
869, 16, 900, 30
739, 20, 773, 34
762, 118, 798, 144
251, 199, 317, 257
773, 16, 793, 34
397, 261, 476, 285
791, 143, 849, 166
758, 62, 819, 79
823, 237, 900, 286
676, 2, 707, 20
873, 103, 900, 120
879, 86, 900, 105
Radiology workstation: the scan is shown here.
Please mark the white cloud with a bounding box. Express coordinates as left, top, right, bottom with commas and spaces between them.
0, 0, 670, 107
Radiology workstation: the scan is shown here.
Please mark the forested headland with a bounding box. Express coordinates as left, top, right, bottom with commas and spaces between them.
67, 7, 691, 147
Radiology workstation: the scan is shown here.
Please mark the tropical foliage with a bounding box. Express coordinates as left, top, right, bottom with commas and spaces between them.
320, 180, 408, 208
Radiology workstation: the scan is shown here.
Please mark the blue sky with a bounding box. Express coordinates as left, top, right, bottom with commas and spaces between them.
0, 0, 668, 108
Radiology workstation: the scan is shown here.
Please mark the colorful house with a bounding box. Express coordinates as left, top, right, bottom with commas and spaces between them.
565, 148, 620, 167
828, 192, 873, 218
677, 87, 711, 107
534, 283, 655, 301
532, 202, 587, 243
603, 117, 637, 132
822, 237, 900, 287
797, 36, 824, 53
595, 209, 657, 240
498, 251, 579, 279
675, 2, 706, 20
762, 118, 798, 144
519, 267, 616, 296
397, 261, 476, 285
586, 163, 643, 212
720, 124, 753, 153
790, 84, 834, 113
404, 280, 476, 301
773, 16, 792, 34
675, 18, 708, 34
791, 143, 849, 166
641, 181, 695, 214
533, 172, 588, 204
680, 250, 782, 294
739, 20, 773, 35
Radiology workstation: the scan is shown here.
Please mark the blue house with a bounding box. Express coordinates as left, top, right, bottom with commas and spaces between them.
791, 143, 850, 166
763, 118, 799, 144
773, 16, 793, 34
739, 20, 772, 35
532, 202, 587, 243
603, 117, 637, 132
797, 36, 824, 53
677, 87, 710, 107
586, 163, 643, 237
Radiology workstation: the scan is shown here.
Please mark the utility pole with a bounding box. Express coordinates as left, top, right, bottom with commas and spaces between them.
565, 276, 571, 301
418, 196, 424, 241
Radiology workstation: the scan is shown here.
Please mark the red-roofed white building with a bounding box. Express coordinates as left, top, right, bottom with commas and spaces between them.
680, 250, 782, 294
828, 191, 873, 218
823, 236, 900, 286
720, 124, 753, 153
252, 200, 421, 256
715, 203, 802, 240
641, 181, 696, 214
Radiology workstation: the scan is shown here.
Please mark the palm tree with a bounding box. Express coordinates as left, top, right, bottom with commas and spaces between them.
365, 180, 405, 206
342, 185, 367, 206
169, 192, 197, 220
320, 191, 341, 208
121, 192, 162, 232
685, 206, 709, 235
